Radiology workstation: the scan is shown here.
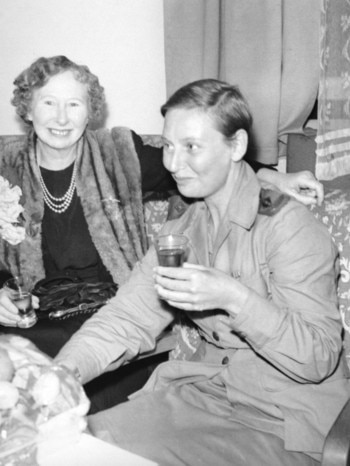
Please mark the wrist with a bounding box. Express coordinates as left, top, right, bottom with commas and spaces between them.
225, 283, 250, 318
56, 362, 82, 383
257, 167, 282, 189
71, 366, 82, 383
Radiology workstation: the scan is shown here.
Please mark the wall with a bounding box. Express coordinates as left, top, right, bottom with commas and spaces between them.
0, 0, 166, 135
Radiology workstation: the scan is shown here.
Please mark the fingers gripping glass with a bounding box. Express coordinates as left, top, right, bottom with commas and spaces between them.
4, 276, 37, 328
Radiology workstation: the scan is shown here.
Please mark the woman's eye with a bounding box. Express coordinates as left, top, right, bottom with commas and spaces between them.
163, 142, 172, 151
69, 102, 79, 107
186, 143, 198, 151
44, 100, 54, 106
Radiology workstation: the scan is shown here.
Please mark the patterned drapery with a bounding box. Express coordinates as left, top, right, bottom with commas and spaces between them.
316, 0, 350, 180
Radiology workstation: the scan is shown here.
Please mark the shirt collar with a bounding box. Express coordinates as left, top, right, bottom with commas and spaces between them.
225, 161, 261, 230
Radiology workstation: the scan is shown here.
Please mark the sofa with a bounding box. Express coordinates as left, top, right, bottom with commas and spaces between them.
287, 131, 350, 466
311, 191, 350, 465
287, 131, 350, 368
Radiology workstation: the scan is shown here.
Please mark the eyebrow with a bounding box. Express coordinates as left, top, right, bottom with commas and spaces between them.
161, 135, 202, 143
38, 93, 85, 101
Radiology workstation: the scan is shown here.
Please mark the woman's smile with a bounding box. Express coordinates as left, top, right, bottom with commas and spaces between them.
49, 129, 72, 136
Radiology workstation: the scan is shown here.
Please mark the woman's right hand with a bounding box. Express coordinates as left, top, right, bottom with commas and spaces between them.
153, 263, 248, 316
0, 287, 20, 327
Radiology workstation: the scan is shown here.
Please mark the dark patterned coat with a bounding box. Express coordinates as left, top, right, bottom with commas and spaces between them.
0, 127, 147, 288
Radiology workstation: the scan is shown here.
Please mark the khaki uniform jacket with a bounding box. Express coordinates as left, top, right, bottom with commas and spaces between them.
56, 161, 350, 457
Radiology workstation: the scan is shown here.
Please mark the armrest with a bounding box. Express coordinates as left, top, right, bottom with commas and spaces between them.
322, 398, 350, 466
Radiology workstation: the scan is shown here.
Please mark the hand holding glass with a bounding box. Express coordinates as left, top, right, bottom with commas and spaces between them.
4, 276, 37, 328
155, 234, 189, 267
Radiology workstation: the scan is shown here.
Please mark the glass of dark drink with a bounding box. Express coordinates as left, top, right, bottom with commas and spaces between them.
155, 234, 189, 267
4, 276, 37, 328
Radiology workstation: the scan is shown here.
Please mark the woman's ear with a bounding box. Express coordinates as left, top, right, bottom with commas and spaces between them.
229, 129, 248, 162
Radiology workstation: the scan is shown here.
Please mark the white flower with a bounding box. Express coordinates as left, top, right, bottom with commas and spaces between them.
0, 223, 26, 245
0, 176, 25, 245
0, 381, 19, 409
32, 371, 61, 406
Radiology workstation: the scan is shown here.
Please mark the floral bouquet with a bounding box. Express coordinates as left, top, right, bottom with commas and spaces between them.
0, 335, 90, 465
0, 176, 25, 246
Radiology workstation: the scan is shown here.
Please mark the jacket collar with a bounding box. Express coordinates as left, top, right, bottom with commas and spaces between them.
167, 161, 261, 265
176, 161, 261, 233
225, 161, 261, 231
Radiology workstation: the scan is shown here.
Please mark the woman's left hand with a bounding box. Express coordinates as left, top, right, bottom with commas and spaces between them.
278, 170, 324, 206
257, 169, 324, 206
153, 263, 248, 315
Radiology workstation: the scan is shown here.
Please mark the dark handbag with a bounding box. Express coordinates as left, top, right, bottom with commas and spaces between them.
33, 276, 118, 320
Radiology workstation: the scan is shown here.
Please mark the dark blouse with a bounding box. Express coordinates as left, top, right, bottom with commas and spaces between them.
41, 163, 112, 283
41, 131, 272, 283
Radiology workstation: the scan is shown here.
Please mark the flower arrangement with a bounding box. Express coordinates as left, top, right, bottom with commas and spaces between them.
0, 176, 26, 245
0, 335, 90, 465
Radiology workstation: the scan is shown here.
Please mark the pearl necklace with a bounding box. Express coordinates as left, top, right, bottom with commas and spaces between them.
39, 161, 77, 214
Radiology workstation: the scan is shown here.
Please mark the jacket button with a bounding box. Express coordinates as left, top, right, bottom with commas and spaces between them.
212, 331, 219, 341
222, 356, 229, 365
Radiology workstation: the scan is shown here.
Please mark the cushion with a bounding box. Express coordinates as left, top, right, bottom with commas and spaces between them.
287, 129, 317, 174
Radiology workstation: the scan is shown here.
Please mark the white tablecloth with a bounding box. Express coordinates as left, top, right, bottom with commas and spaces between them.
38, 433, 158, 466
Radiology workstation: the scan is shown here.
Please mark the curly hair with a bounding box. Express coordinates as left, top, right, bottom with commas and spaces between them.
11, 55, 106, 125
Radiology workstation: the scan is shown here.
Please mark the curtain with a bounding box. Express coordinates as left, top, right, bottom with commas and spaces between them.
163, 0, 320, 165
315, 0, 350, 180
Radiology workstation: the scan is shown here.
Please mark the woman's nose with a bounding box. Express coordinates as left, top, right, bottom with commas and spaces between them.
56, 105, 68, 125
164, 149, 182, 173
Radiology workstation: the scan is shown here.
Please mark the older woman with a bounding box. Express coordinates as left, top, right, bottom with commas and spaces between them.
0, 55, 174, 326
56, 79, 349, 465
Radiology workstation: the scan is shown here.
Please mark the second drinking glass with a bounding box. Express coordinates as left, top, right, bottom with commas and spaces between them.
4, 276, 37, 328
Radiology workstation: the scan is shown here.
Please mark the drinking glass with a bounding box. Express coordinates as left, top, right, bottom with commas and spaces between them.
154, 234, 189, 267
4, 276, 37, 328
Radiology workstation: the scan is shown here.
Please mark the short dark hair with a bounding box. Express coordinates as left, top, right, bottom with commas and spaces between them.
11, 55, 106, 125
161, 79, 252, 139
